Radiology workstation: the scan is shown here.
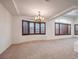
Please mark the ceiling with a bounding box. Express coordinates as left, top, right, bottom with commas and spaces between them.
0, 0, 78, 20
63, 9, 78, 19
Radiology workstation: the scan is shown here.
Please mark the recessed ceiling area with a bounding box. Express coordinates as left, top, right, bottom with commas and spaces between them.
54, 9, 78, 23
64, 9, 78, 17
0, 0, 78, 19
62, 9, 78, 19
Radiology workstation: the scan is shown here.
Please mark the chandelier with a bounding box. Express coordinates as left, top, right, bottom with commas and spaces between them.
34, 11, 45, 22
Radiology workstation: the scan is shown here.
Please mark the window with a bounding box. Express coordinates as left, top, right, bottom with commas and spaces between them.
22, 20, 46, 35
55, 23, 71, 35
68, 25, 71, 34
35, 23, 40, 34
22, 20, 29, 35
29, 22, 34, 34
55, 23, 60, 35
74, 24, 78, 35
41, 23, 46, 34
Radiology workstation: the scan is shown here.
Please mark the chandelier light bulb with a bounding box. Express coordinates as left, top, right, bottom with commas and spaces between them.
34, 11, 45, 22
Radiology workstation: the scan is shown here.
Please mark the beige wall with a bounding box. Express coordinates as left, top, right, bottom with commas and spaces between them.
74, 18, 78, 24
0, 3, 12, 54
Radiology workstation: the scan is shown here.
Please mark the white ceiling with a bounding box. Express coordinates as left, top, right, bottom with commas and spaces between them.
0, 0, 78, 19
63, 9, 78, 19
64, 9, 78, 16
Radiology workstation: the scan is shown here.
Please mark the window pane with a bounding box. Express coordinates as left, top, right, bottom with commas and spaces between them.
68, 25, 71, 34
35, 23, 40, 33
41, 23, 45, 33
60, 24, 68, 35
22, 21, 28, 34
29, 22, 34, 34
55, 23, 59, 35
75, 24, 78, 35
76, 25, 78, 34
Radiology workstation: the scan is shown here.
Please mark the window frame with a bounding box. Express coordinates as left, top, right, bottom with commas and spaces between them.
34, 22, 41, 34
41, 22, 46, 34
29, 21, 35, 35
22, 20, 46, 35
22, 20, 29, 35
74, 24, 78, 35
55, 23, 71, 35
